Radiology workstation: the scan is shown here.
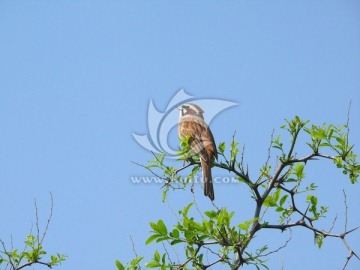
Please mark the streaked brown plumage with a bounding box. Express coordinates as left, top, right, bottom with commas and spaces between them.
178, 103, 217, 200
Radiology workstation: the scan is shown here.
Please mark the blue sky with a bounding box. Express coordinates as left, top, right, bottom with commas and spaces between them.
1, 1, 360, 269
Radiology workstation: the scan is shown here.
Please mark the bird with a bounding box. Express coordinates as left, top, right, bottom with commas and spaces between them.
178, 103, 217, 200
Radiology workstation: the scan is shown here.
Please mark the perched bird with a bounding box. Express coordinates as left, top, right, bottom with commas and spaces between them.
178, 103, 217, 200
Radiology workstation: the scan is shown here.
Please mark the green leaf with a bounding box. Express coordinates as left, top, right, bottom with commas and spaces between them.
132, 256, 143, 265
238, 218, 259, 232
294, 163, 305, 179
238, 222, 249, 231
319, 142, 330, 147
181, 203, 193, 217
218, 142, 226, 153
263, 195, 277, 207
204, 210, 217, 219
149, 222, 157, 231
170, 229, 179, 238
156, 220, 168, 236
230, 140, 239, 161
155, 237, 168, 243
273, 189, 281, 202
145, 234, 160, 245
279, 195, 288, 206
315, 234, 323, 248
50, 255, 57, 263
170, 239, 183, 245
161, 188, 168, 202
307, 195, 318, 205
115, 260, 125, 270
154, 250, 160, 262
313, 130, 326, 140
305, 182, 317, 191
335, 136, 346, 147
146, 261, 162, 268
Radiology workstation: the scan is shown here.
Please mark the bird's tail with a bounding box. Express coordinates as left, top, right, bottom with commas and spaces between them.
201, 159, 215, 201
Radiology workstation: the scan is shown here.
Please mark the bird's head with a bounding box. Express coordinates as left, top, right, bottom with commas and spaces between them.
178, 103, 204, 119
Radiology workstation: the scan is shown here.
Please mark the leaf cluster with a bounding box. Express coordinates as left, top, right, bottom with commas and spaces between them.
0, 234, 66, 270
120, 115, 360, 269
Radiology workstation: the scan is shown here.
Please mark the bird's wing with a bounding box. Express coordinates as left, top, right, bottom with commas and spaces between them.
179, 117, 209, 162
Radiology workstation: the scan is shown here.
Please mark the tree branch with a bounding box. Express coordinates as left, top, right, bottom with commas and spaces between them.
17, 260, 53, 270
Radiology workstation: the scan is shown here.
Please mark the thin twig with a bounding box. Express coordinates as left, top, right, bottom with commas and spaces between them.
179, 244, 202, 268
261, 231, 292, 257
41, 192, 54, 244
0, 239, 16, 270
166, 201, 181, 223
131, 161, 167, 182
192, 193, 205, 220
129, 235, 138, 257
341, 188, 360, 269
264, 129, 274, 170
175, 162, 194, 174
162, 242, 174, 265
205, 258, 225, 268
328, 214, 338, 234
34, 198, 40, 243
343, 189, 348, 232
240, 144, 246, 170
230, 130, 237, 169
345, 100, 352, 151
